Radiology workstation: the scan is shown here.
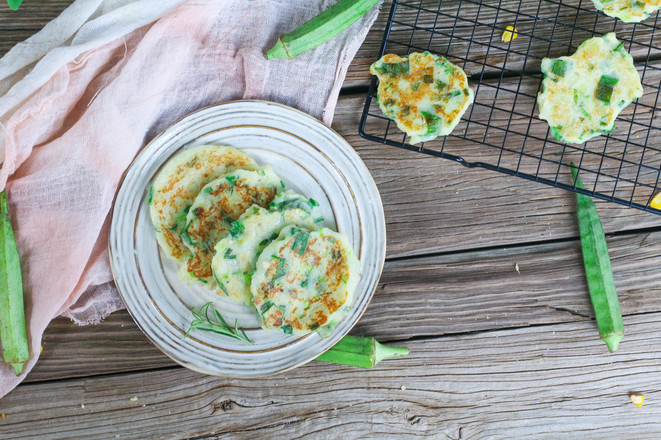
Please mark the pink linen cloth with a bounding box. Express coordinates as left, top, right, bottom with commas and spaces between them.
0, 0, 381, 397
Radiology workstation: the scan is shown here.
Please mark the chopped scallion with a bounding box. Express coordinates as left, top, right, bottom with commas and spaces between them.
551, 59, 567, 77
595, 75, 619, 104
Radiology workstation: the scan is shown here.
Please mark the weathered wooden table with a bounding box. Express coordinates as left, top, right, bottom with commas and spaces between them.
2, 1, 661, 438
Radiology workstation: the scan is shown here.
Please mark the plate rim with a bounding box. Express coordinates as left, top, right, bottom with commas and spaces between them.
108, 99, 387, 378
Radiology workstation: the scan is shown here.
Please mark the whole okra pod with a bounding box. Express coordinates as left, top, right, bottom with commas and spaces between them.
316, 335, 409, 368
0, 191, 29, 374
570, 164, 623, 352
266, 0, 381, 60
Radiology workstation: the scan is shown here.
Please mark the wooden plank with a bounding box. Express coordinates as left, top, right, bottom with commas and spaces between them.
3, 39, 659, 259
26, 312, 176, 383
6, 312, 661, 439
334, 94, 661, 258
0, 1, 74, 56
7, 1, 659, 88
27, 230, 661, 382
353, 229, 661, 340
347, 0, 661, 87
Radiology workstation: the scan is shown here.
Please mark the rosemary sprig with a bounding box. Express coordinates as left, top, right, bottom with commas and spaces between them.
184, 302, 252, 344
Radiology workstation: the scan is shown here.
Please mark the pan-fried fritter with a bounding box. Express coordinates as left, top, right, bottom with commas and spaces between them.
149, 145, 257, 262
370, 51, 474, 144
251, 226, 361, 336
537, 33, 643, 144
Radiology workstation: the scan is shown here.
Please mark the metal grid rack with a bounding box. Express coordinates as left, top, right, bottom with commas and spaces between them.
359, 0, 661, 214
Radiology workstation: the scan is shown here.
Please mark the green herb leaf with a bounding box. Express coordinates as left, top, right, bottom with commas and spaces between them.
421, 111, 441, 136
596, 75, 619, 104
148, 186, 154, 205
229, 220, 245, 237
213, 272, 231, 297
291, 231, 310, 256
243, 272, 253, 285
376, 61, 409, 77
258, 234, 277, 247
550, 126, 564, 142
180, 223, 195, 246
260, 301, 274, 314
272, 255, 287, 281
174, 205, 192, 225
551, 59, 567, 77
184, 302, 252, 344
224, 248, 237, 259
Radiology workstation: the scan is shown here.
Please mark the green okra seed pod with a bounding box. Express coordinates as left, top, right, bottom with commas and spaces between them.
7, 0, 24, 11
266, 0, 381, 60
0, 191, 29, 374
316, 335, 409, 369
570, 164, 623, 352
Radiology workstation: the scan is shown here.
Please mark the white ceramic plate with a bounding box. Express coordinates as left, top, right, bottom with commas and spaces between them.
109, 100, 386, 377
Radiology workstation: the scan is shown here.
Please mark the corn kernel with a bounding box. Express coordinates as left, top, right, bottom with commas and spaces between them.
651, 192, 661, 210
502, 25, 518, 43
630, 394, 644, 407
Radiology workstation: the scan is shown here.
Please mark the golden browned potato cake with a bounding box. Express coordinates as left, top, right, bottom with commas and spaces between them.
251, 227, 360, 336
149, 145, 257, 262
182, 167, 281, 285
537, 33, 643, 144
592, 0, 661, 22
370, 51, 474, 144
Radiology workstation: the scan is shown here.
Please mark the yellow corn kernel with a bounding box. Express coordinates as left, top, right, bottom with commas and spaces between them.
651, 192, 661, 210
630, 394, 644, 407
502, 25, 518, 43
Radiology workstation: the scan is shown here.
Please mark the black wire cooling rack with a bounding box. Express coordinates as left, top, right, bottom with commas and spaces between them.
359, 0, 661, 214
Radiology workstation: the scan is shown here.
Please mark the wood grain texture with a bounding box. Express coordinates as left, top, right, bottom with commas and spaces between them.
0, 0, 74, 56
27, 230, 661, 383
6, 312, 661, 439
347, 0, 661, 87
3, 3, 661, 439
26, 312, 176, 383
3, 1, 660, 261
334, 95, 661, 258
